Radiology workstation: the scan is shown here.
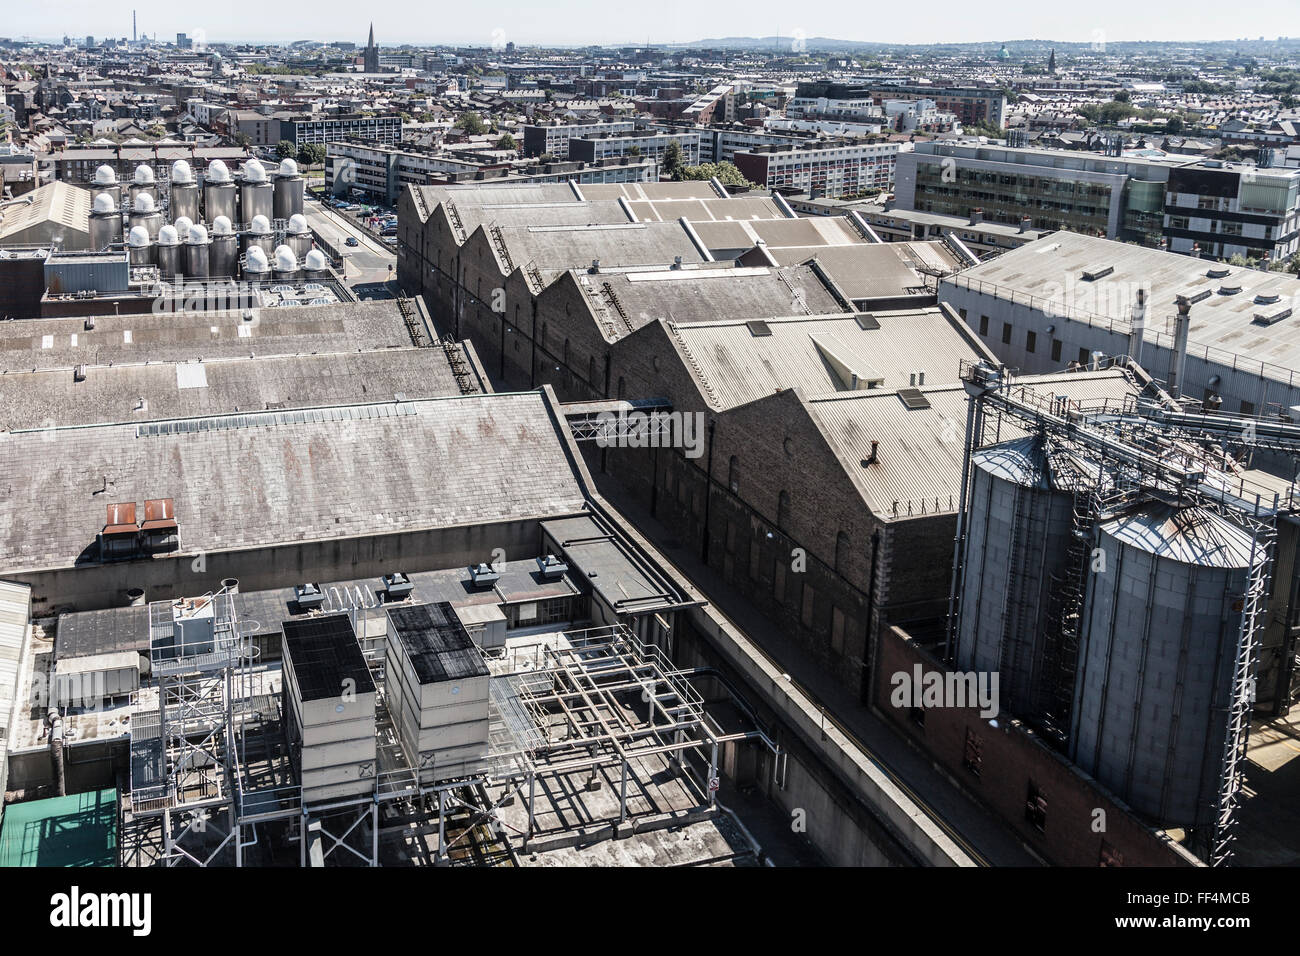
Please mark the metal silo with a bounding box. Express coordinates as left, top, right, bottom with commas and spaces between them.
303, 248, 330, 279
272, 244, 300, 281
169, 160, 200, 224
128, 192, 163, 240
284, 213, 313, 258
243, 244, 271, 286
1070, 503, 1260, 826
184, 223, 210, 279
202, 160, 236, 225
239, 159, 274, 224
956, 435, 1076, 721
273, 158, 304, 220
89, 193, 124, 250
208, 216, 238, 278
156, 224, 181, 278
127, 225, 155, 267
92, 165, 121, 209
243, 214, 274, 258
128, 164, 158, 208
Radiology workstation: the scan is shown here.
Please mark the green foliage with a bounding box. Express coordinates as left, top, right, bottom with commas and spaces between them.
455, 111, 488, 135
275, 139, 296, 159
661, 140, 685, 180
679, 162, 756, 188
495, 133, 517, 151
296, 142, 326, 166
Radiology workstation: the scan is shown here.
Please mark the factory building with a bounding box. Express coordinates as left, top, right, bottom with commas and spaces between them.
938, 231, 1300, 419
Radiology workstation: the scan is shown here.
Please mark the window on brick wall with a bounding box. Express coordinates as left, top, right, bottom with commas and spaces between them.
801, 582, 816, 629
1001, 322, 1012, 345
1078, 347, 1091, 366
963, 728, 983, 777
777, 490, 791, 531
1026, 330, 1036, 353
728, 455, 739, 494
835, 531, 851, 572
1051, 339, 1062, 362
909, 705, 925, 728
979, 314, 989, 336
831, 606, 846, 653
1025, 781, 1048, 832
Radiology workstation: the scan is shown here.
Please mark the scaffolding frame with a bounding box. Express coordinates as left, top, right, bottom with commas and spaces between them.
948, 360, 1295, 865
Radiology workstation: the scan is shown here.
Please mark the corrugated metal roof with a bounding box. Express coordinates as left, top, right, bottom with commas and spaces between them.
670, 308, 982, 410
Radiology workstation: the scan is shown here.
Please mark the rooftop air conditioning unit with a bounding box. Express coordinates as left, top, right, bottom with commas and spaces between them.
294, 582, 325, 609
468, 563, 500, 587
382, 572, 414, 600
536, 554, 569, 579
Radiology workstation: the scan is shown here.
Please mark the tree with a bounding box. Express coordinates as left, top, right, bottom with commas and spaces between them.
627, 143, 642, 157
680, 162, 757, 189
1164, 115, 1184, 135
538, 152, 557, 163
661, 140, 685, 180
1113, 90, 1130, 103
297, 142, 326, 166
455, 111, 487, 135
275, 139, 296, 160
495, 133, 517, 151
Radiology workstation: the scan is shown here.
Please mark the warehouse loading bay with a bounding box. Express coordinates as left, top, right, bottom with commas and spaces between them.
8, 561, 816, 867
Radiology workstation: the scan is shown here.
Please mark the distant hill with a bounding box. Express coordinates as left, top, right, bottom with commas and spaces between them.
676, 36, 1300, 55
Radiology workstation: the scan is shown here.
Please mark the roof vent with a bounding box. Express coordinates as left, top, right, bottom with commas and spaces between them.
746, 319, 772, 336
74, 364, 87, 382
1081, 266, 1114, 282
1207, 266, 1232, 279
898, 388, 932, 410
536, 554, 569, 579
382, 572, 414, 599
1256, 292, 1281, 305
855, 313, 880, 330
1178, 288, 1212, 306
1254, 307, 1293, 326
293, 583, 324, 610
469, 562, 500, 587
1218, 283, 1243, 295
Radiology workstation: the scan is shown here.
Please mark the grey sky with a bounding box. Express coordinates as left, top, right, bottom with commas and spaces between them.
7, 0, 1288, 47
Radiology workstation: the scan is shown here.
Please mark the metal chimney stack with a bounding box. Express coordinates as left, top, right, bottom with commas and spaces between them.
1129, 288, 1147, 368
1169, 298, 1192, 399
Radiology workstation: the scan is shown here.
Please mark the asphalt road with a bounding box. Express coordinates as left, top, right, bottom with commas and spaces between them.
303, 200, 398, 298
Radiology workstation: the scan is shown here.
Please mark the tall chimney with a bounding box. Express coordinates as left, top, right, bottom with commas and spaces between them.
1129, 288, 1147, 367
1169, 298, 1192, 399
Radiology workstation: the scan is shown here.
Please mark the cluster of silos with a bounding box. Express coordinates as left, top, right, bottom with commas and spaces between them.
1068, 503, 1261, 827
86, 156, 307, 281
956, 435, 1076, 722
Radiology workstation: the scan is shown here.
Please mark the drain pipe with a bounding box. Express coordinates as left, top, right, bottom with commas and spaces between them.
48, 708, 66, 797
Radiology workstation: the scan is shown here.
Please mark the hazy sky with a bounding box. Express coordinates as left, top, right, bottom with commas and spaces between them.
6, 0, 1289, 47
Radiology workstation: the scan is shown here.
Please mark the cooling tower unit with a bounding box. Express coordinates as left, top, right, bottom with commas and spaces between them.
284, 213, 313, 257
92, 165, 121, 209
243, 214, 273, 258
202, 160, 236, 225
273, 158, 305, 220
281, 615, 378, 804
385, 603, 491, 785
89, 192, 124, 251
184, 223, 210, 279
169, 160, 200, 224
1069, 503, 1261, 827
208, 216, 238, 278
127, 225, 155, 266
128, 192, 163, 240
238, 159, 274, 224
956, 435, 1075, 722
156, 224, 181, 278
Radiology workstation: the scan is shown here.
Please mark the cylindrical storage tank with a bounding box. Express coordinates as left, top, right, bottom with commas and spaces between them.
127, 225, 155, 266
156, 224, 181, 278
172, 215, 193, 243
242, 214, 274, 258
956, 436, 1076, 722
184, 223, 210, 279
128, 164, 158, 207
303, 247, 330, 279
1070, 503, 1260, 826
169, 160, 200, 224
284, 213, 313, 257
272, 244, 300, 281
203, 160, 236, 224
89, 193, 124, 250
127, 192, 163, 240
92, 165, 121, 209
243, 244, 271, 285
239, 159, 274, 224
273, 158, 305, 220
208, 215, 238, 278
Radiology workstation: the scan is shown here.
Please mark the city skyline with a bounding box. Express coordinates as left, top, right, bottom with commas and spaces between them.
5, 0, 1291, 47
